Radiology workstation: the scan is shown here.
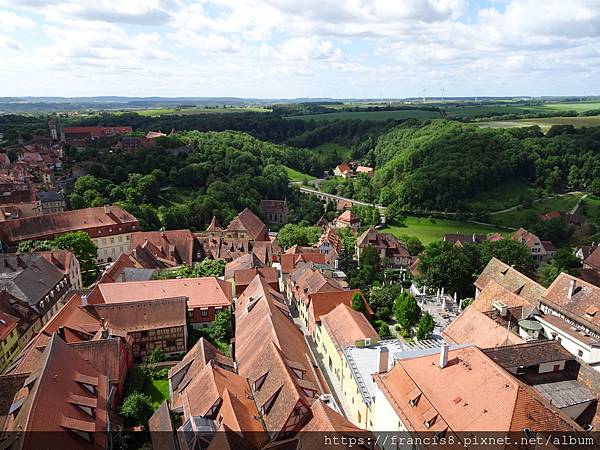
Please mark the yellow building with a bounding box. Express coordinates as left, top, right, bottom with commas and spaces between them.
315, 303, 379, 428
0, 312, 20, 372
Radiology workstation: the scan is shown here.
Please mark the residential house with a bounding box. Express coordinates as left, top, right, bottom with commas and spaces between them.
0, 253, 71, 346
129, 229, 201, 267
85, 296, 187, 360
0, 205, 140, 263
233, 267, 279, 296
223, 253, 265, 281
235, 275, 324, 440
340, 338, 445, 429
305, 289, 371, 336
443, 232, 487, 246
371, 345, 580, 444
1, 334, 110, 450
38, 250, 83, 289
582, 247, 600, 287
537, 273, 600, 370
355, 166, 374, 177
577, 244, 599, 262
62, 125, 133, 142
542, 210, 587, 227
280, 251, 326, 284
512, 227, 555, 264
315, 303, 378, 390
35, 191, 66, 215
116, 135, 155, 152
95, 252, 156, 285
259, 199, 288, 224
87, 277, 232, 328
0, 311, 19, 372
356, 227, 412, 267
333, 210, 361, 230
317, 226, 341, 265
333, 164, 351, 178
474, 257, 545, 303
201, 208, 269, 241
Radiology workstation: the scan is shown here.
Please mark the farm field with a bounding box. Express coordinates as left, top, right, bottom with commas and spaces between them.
127, 106, 271, 116
465, 179, 534, 212
381, 216, 506, 245
478, 116, 600, 131
290, 109, 442, 121
284, 165, 315, 183
490, 193, 585, 228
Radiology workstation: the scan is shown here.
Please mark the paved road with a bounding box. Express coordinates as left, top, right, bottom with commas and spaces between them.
571, 193, 589, 214
489, 191, 585, 215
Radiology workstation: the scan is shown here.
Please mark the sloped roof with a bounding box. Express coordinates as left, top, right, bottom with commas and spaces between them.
0, 205, 138, 243
471, 279, 536, 312
308, 290, 372, 325
280, 253, 326, 274
130, 229, 197, 266
320, 303, 378, 355
483, 341, 574, 369
475, 257, 544, 305
224, 253, 264, 280
37, 250, 75, 278
0, 310, 18, 341
85, 297, 187, 333
443, 307, 524, 348
512, 227, 543, 249
585, 246, 600, 271
374, 346, 580, 434
148, 402, 177, 450
335, 164, 350, 173
541, 273, 600, 333
3, 334, 109, 449
216, 388, 266, 447
226, 208, 268, 241
317, 226, 341, 252
335, 210, 360, 224
92, 277, 232, 309
234, 267, 278, 287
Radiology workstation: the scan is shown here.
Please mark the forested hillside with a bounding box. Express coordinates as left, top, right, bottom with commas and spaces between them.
368, 120, 600, 212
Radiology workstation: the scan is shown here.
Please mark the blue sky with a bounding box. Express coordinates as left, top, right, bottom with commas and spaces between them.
0, 0, 599, 98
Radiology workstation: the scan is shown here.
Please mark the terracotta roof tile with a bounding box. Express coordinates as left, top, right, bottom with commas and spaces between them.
442, 307, 524, 347
475, 257, 544, 305
226, 208, 268, 241
320, 303, 378, 355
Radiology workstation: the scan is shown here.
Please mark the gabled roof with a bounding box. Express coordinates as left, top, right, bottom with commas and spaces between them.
226, 208, 268, 241
585, 246, 600, 271
335, 164, 350, 174
0, 205, 138, 244
541, 273, 600, 333
148, 402, 177, 450
356, 226, 410, 257
224, 253, 265, 280
308, 290, 372, 326
234, 267, 278, 287
443, 307, 524, 348
317, 226, 341, 252
91, 277, 232, 309
335, 210, 360, 224
206, 216, 222, 232
280, 253, 326, 275
37, 294, 104, 343
512, 227, 544, 249
130, 229, 197, 266
217, 389, 266, 447
374, 345, 580, 434
475, 257, 544, 305
85, 297, 187, 333
168, 338, 234, 404
3, 334, 109, 449
37, 250, 75, 278
0, 310, 18, 341
471, 279, 536, 312
320, 303, 378, 355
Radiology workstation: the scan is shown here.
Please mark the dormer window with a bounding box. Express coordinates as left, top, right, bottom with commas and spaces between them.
423, 409, 438, 428
261, 387, 281, 415
408, 388, 421, 407
253, 372, 268, 392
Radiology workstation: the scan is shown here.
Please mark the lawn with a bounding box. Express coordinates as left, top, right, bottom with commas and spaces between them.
381, 216, 506, 245
582, 194, 600, 225
290, 109, 442, 122
125, 367, 170, 410
490, 193, 585, 228
465, 179, 534, 212
311, 142, 352, 161
284, 165, 316, 182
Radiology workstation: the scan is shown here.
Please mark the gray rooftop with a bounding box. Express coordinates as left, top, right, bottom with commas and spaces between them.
534, 380, 595, 409
36, 191, 64, 202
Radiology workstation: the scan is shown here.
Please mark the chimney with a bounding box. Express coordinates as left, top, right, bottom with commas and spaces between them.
378, 346, 389, 373
568, 279, 576, 299
439, 344, 449, 369
334, 259, 339, 270
81, 294, 88, 306
104, 205, 110, 214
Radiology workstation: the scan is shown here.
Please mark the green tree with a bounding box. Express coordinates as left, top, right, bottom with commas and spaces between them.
378, 322, 392, 339
418, 240, 475, 299
146, 347, 165, 365
209, 309, 232, 343
52, 231, 98, 286
17, 240, 53, 253
120, 392, 154, 427
590, 179, 600, 197
351, 292, 365, 313
416, 312, 435, 340
368, 283, 402, 321
393, 292, 421, 331
478, 239, 535, 276
337, 227, 357, 254
406, 236, 424, 256
360, 245, 381, 269
276, 224, 320, 249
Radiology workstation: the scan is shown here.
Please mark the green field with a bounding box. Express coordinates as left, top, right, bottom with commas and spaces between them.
311, 142, 352, 161
539, 102, 600, 112
465, 179, 534, 212
290, 109, 442, 122
582, 194, 600, 225
381, 216, 506, 245
478, 116, 600, 131
129, 106, 271, 116
490, 193, 585, 228
284, 165, 315, 182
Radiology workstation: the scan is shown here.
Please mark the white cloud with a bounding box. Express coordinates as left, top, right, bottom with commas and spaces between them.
0, 10, 35, 30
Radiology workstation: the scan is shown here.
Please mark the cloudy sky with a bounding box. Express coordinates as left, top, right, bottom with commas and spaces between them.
1, 0, 599, 98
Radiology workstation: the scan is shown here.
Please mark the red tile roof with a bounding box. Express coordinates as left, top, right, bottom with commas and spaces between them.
130, 229, 198, 266
0, 205, 139, 245
226, 208, 268, 241
234, 267, 278, 287
320, 303, 378, 355
373, 346, 580, 435
224, 253, 264, 280
585, 247, 600, 271
280, 253, 327, 274
335, 210, 360, 224
92, 277, 232, 309
0, 310, 18, 341
63, 126, 132, 138
3, 334, 109, 448
307, 290, 372, 334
